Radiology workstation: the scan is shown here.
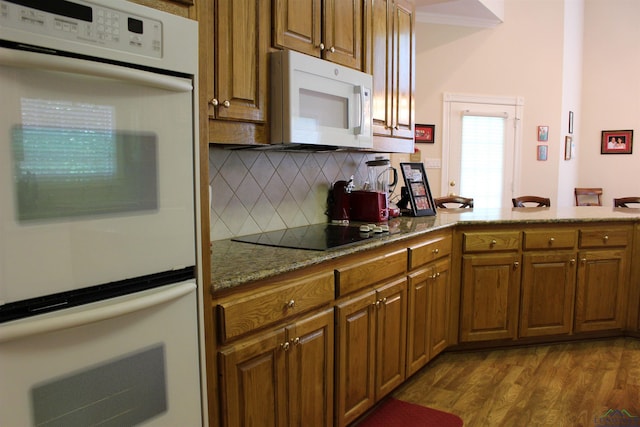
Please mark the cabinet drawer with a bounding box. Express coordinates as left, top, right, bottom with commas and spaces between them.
463, 231, 520, 253
217, 272, 334, 342
408, 233, 452, 270
335, 249, 406, 296
579, 228, 630, 248
523, 229, 576, 250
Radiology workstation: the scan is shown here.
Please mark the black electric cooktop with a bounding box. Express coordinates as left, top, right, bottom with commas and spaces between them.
232, 223, 393, 251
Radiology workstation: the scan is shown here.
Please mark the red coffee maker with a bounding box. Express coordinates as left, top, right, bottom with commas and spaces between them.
328, 178, 354, 223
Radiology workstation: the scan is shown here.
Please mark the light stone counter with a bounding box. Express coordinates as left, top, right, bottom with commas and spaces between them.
210, 207, 640, 294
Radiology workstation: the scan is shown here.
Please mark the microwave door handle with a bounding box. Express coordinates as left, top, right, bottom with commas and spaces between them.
0, 47, 192, 92
354, 85, 370, 136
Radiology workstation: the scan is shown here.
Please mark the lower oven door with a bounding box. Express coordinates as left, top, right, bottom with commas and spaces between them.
0, 281, 202, 427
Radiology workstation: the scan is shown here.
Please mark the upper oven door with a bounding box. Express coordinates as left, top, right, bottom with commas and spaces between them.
0, 46, 196, 304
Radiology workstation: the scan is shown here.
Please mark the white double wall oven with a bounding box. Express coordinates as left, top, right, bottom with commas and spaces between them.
0, 0, 204, 425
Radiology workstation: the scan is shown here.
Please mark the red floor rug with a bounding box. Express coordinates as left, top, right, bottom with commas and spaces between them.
356, 398, 463, 427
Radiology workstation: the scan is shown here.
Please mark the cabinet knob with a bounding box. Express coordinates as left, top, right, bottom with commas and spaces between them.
548, 237, 555, 244
291, 337, 300, 346
513, 261, 519, 269
317, 43, 325, 50
287, 299, 295, 308
570, 258, 576, 265
281, 341, 290, 351
581, 258, 587, 264
222, 100, 231, 108
209, 98, 219, 106
603, 235, 609, 242
490, 239, 497, 246
329, 46, 335, 53
433, 248, 439, 255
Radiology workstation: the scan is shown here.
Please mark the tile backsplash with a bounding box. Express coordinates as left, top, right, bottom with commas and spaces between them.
208, 146, 384, 241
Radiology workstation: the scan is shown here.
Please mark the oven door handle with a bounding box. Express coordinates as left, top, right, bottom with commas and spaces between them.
0, 47, 192, 92
0, 281, 196, 343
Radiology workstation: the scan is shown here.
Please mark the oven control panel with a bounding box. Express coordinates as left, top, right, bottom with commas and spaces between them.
0, 0, 162, 58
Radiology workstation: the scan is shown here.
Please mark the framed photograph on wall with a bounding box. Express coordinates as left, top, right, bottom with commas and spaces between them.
601, 129, 633, 154
537, 145, 548, 161
568, 111, 574, 134
564, 136, 572, 160
399, 162, 436, 216
537, 126, 549, 142
415, 124, 435, 143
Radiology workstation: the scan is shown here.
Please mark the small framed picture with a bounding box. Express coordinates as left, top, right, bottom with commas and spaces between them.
601, 129, 633, 154
537, 126, 549, 142
399, 162, 436, 216
568, 111, 574, 134
415, 124, 435, 143
537, 145, 548, 161
564, 136, 572, 160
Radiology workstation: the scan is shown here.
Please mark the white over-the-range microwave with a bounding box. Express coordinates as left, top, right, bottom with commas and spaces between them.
270, 49, 373, 150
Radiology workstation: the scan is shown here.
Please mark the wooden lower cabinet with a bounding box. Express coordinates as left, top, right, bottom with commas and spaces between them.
574, 249, 628, 332
459, 252, 521, 342
520, 252, 577, 337
406, 257, 451, 376
335, 278, 407, 427
218, 309, 334, 427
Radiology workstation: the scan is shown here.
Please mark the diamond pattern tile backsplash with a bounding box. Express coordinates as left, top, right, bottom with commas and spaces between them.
209, 146, 385, 241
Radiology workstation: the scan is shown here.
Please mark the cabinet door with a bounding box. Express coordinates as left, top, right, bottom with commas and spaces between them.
460, 253, 521, 342
520, 252, 577, 337
335, 291, 376, 427
286, 309, 334, 427
218, 328, 288, 427
323, 0, 363, 69
213, 0, 270, 122
374, 278, 407, 399
429, 258, 451, 358
389, 0, 415, 139
273, 0, 322, 57
366, 0, 392, 137
574, 249, 628, 332
406, 267, 430, 376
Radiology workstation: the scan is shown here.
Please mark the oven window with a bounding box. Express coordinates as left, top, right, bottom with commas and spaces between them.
12, 126, 158, 222
31, 344, 167, 426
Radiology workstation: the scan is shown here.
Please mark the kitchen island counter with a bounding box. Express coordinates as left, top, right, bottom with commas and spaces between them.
210, 206, 640, 293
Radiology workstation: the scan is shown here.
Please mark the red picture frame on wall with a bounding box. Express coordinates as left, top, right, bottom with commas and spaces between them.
601, 130, 633, 154
415, 124, 435, 143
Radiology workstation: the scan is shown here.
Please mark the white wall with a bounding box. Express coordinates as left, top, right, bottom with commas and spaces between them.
402, 0, 639, 206
579, 0, 640, 205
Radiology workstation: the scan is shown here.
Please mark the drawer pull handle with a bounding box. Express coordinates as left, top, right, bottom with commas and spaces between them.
603, 235, 609, 242
548, 237, 555, 244
287, 299, 295, 309
433, 248, 439, 255
490, 239, 497, 246
281, 341, 290, 351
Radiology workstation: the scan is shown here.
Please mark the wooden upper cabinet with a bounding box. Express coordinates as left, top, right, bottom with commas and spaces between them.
364, 0, 415, 152
274, 0, 363, 70
206, 0, 271, 143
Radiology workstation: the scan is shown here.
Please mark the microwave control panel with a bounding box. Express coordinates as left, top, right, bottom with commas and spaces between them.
0, 0, 162, 58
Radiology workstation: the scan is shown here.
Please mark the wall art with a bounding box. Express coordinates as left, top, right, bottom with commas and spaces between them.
601, 129, 633, 154
415, 124, 435, 143
537, 125, 549, 142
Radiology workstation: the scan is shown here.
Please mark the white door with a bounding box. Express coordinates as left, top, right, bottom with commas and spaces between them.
442, 94, 523, 208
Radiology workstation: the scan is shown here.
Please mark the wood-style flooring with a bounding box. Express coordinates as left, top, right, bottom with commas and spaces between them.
391, 338, 640, 427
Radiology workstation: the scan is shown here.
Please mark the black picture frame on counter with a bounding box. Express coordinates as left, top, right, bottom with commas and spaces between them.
399, 162, 436, 217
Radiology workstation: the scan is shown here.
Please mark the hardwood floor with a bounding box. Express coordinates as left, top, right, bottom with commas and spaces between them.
392, 338, 640, 427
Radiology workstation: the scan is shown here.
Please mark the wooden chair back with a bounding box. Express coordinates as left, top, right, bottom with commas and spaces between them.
613, 197, 640, 207
434, 196, 474, 209
512, 196, 551, 207
574, 188, 603, 206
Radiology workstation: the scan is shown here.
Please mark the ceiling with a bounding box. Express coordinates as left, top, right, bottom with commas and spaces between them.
414, 0, 504, 27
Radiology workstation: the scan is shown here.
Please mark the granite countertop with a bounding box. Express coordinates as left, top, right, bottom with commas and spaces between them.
210, 206, 640, 294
